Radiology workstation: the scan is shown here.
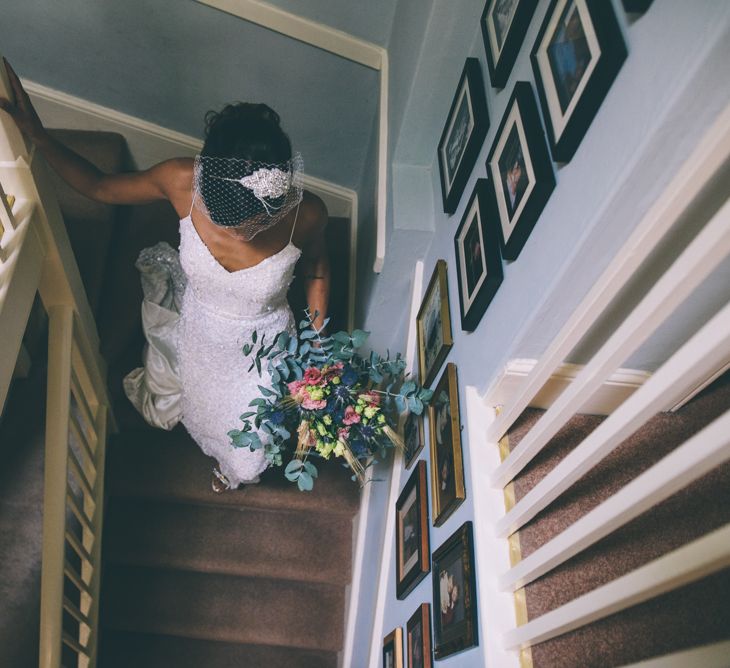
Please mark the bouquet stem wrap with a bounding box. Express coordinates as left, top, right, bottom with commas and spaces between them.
295, 420, 312, 460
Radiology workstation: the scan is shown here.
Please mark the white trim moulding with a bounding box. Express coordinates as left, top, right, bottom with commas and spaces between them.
483, 359, 651, 417
617, 641, 730, 668
195, 0, 389, 273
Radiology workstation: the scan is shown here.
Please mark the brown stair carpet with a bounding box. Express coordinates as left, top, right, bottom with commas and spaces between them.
506, 373, 730, 667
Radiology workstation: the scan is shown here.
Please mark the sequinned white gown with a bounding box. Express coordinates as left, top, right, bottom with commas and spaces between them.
124, 215, 300, 486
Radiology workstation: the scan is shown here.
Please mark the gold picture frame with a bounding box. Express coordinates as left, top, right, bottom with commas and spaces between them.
428, 363, 465, 526
416, 260, 454, 388
383, 627, 404, 668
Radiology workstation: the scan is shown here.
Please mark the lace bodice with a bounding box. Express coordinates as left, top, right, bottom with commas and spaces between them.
179, 215, 301, 318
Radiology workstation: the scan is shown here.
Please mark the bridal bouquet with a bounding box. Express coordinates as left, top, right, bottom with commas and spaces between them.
228, 310, 433, 491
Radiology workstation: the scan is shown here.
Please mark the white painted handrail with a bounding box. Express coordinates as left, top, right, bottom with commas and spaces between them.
503, 524, 730, 651
496, 298, 730, 538
499, 408, 730, 590
492, 197, 730, 488
487, 103, 730, 443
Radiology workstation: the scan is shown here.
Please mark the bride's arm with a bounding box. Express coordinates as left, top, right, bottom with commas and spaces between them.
0, 58, 187, 205
298, 194, 330, 332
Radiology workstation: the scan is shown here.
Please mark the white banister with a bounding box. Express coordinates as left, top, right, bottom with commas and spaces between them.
39, 304, 74, 668
487, 103, 730, 443
503, 524, 730, 651
496, 298, 730, 538
499, 408, 730, 590
492, 198, 730, 488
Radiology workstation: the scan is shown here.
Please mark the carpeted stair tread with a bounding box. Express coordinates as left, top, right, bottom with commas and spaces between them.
104, 498, 352, 584
107, 428, 360, 516
99, 630, 337, 668
102, 565, 345, 651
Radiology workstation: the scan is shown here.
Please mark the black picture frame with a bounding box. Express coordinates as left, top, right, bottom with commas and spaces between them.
481, 0, 539, 89
407, 603, 433, 668
486, 81, 555, 261
431, 522, 479, 660
437, 58, 490, 215
396, 461, 431, 600
531, 0, 628, 163
453, 179, 504, 331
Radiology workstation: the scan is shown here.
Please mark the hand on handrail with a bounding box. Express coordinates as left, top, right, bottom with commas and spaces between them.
0, 57, 46, 143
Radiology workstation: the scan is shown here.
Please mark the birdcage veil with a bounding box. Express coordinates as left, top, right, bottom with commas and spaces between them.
192, 152, 303, 239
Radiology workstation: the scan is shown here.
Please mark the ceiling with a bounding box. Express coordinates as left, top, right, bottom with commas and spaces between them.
0, 0, 397, 190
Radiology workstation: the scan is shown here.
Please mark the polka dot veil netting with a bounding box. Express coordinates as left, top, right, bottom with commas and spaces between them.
192, 153, 303, 240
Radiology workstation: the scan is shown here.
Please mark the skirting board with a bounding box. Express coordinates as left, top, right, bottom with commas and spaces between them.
485, 359, 652, 416
23, 79, 356, 219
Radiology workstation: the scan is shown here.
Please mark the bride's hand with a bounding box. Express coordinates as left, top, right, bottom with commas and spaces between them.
0, 58, 46, 142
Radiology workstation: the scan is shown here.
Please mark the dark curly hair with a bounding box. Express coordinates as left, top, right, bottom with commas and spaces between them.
201, 102, 292, 162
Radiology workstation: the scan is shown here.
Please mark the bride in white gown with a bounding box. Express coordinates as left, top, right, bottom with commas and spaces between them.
1, 60, 330, 492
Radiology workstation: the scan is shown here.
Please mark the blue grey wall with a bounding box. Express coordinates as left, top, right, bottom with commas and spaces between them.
0, 0, 382, 189
354, 1, 730, 666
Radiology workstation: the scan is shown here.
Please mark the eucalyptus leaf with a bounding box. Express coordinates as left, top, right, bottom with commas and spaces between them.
285, 459, 304, 474
297, 471, 314, 491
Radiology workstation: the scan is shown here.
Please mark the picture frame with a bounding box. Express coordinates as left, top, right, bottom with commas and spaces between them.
481, 0, 539, 89
486, 81, 556, 261
383, 627, 404, 668
428, 363, 465, 526
396, 461, 431, 600
402, 410, 426, 470
407, 603, 433, 668
453, 178, 504, 332
531, 0, 628, 163
437, 58, 490, 215
416, 260, 453, 388
431, 522, 479, 660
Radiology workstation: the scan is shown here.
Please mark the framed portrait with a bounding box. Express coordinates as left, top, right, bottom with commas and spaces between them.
396, 461, 431, 599
531, 0, 628, 163
453, 179, 504, 332
431, 522, 479, 660
402, 411, 426, 470
383, 627, 404, 668
486, 81, 556, 261
481, 0, 539, 89
437, 58, 490, 215
407, 603, 433, 668
428, 363, 465, 527
416, 260, 453, 388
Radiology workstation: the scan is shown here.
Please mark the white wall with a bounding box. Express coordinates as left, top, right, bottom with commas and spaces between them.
352, 1, 730, 666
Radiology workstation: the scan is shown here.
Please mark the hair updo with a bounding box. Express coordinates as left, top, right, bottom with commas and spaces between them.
201, 102, 292, 162
198, 103, 294, 227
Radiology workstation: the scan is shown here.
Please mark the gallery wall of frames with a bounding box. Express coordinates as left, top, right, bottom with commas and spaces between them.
381, 0, 658, 665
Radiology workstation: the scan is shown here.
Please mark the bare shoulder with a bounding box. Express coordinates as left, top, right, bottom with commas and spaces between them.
294, 190, 328, 245
156, 157, 194, 194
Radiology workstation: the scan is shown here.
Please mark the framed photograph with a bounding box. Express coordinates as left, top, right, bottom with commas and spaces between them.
454, 179, 504, 332
531, 0, 628, 163
396, 461, 431, 599
383, 627, 404, 668
431, 522, 479, 660
407, 603, 433, 668
428, 363, 465, 526
486, 81, 556, 261
481, 0, 539, 89
416, 260, 453, 388
437, 58, 490, 215
402, 411, 426, 469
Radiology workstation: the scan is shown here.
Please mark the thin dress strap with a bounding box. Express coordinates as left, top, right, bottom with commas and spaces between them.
188, 190, 196, 218
289, 200, 302, 244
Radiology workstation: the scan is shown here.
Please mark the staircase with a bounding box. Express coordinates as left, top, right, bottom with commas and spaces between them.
505, 374, 730, 667
41, 129, 359, 666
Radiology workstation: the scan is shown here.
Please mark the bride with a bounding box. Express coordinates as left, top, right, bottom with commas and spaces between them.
0, 59, 330, 492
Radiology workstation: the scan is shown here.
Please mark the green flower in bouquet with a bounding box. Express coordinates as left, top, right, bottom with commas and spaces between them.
227, 310, 433, 491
